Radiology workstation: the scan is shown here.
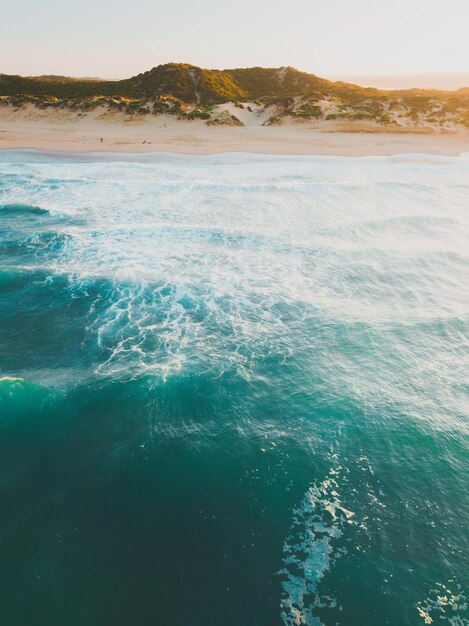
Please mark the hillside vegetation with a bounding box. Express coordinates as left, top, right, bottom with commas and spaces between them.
1, 63, 468, 130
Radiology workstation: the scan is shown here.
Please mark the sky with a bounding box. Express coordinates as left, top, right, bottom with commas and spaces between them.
2, 0, 469, 78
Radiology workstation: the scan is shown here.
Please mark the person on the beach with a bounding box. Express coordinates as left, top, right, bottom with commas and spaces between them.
100, 138, 103, 143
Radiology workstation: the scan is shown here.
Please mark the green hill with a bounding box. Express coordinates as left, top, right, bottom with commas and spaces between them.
225, 66, 339, 98
0, 73, 121, 98
125, 63, 246, 103
0, 63, 380, 103
1, 63, 468, 129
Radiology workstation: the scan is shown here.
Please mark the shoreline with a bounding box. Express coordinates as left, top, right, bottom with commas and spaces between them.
1, 109, 469, 157
2, 134, 469, 157
2, 148, 469, 163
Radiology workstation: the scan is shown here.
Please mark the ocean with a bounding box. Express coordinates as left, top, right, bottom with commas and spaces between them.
0, 150, 468, 626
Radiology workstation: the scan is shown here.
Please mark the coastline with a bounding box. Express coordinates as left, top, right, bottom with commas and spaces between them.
1, 109, 469, 156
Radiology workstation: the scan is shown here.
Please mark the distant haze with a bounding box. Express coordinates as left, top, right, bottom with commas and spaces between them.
329, 73, 469, 91
1, 0, 469, 78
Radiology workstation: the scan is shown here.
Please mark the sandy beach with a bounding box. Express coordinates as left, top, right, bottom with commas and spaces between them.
1, 104, 469, 156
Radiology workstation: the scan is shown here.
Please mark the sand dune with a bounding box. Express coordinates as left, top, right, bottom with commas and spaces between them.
1, 104, 469, 156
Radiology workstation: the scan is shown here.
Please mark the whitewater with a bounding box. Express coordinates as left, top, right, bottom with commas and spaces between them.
0, 150, 468, 626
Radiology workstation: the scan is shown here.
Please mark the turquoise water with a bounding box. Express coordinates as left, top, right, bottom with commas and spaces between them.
0, 150, 468, 626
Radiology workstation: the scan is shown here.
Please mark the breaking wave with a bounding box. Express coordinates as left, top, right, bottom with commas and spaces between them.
1, 151, 468, 626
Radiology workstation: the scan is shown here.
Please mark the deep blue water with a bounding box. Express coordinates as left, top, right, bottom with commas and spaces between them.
0, 150, 468, 626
